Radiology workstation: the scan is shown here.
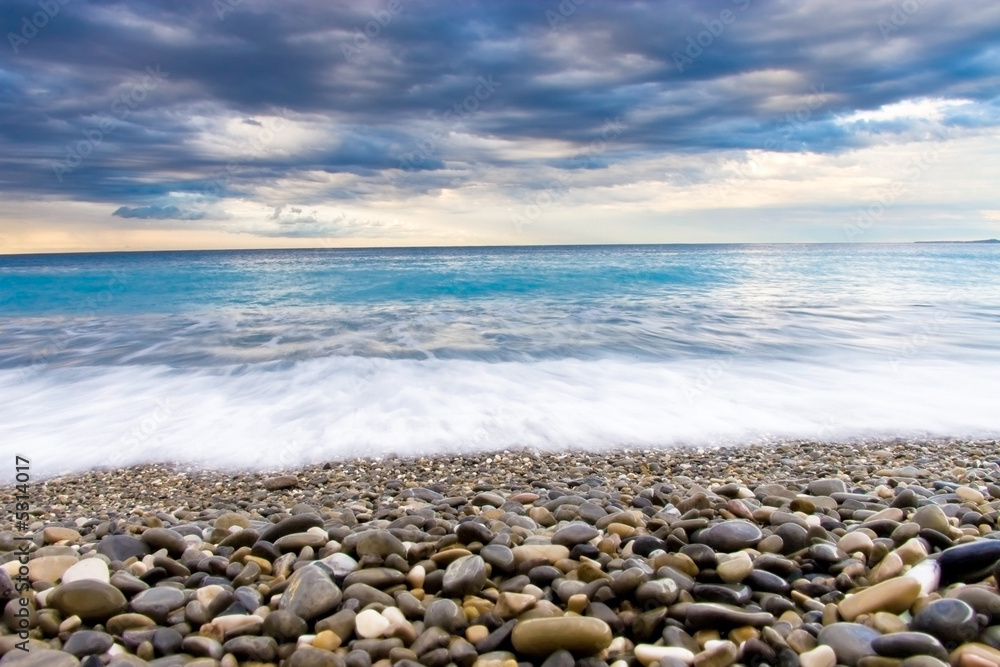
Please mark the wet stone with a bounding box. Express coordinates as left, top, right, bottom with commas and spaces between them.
510, 616, 613, 656
480, 545, 516, 572
130, 587, 185, 621
0, 649, 82, 667
456, 521, 494, 544
257, 513, 324, 544
817, 623, 881, 667
539, 649, 575, 667
691, 583, 751, 606
684, 603, 774, 629
552, 522, 600, 547
442, 554, 488, 597
356, 530, 407, 560
807, 479, 848, 496
50, 580, 128, 621
280, 565, 343, 621
140, 528, 188, 556
697, 521, 763, 551
424, 598, 467, 634
630, 535, 667, 557
97, 535, 150, 562
263, 474, 299, 490
223, 635, 278, 661
910, 597, 979, 644
263, 609, 308, 642
937, 539, 1000, 585
62, 630, 114, 657
872, 632, 949, 661
342, 567, 406, 589
343, 582, 394, 607
153, 627, 184, 655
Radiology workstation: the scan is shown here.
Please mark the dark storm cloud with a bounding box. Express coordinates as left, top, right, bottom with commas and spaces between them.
1, 0, 999, 217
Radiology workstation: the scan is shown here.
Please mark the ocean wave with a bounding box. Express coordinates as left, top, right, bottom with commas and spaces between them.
3, 354, 998, 480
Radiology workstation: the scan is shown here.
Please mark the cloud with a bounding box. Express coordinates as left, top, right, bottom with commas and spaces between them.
0, 0, 999, 247
112, 205, 205, 220
244, 206, 418, 238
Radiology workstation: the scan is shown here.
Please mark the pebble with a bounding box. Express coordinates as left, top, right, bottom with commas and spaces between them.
799, 645, 837, 667
139, 527, 187, 556
60, 559, 110, 585
0, 649, 82, 666
837, 576, 922, 621
634, 644, 696, 666
356, 530, 406, 560
95, 535, 150, 562
262, 609, 308, 642
937, 539, 1000, 585
512, 545, 570, 565
807, 479, 847, 496
5, 439, 1000, 666
263, 474, 299, 490
355, 609, 391, 639
716, 554, 752, 583
696, 521, 763, 551
912, 505, 951, 535
222, 635, 278, 661
61, 630, 114, 657
911, 598, 980, 644
872, 631, 949, 661
129, 586, 185, 621
511, 617, 612, 656
280, 565, 343, 621
552, 522, 600, 547
424, 598, 467, 634
442, 554, 488, 597
49, 580, 128, 621
684, 603, 774, 628
818, 623, 882, 667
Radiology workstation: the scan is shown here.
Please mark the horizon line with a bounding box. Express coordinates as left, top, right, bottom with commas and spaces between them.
2, 238, 999, 258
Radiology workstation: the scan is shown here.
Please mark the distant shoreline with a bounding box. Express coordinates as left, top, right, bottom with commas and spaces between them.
914, 238, 1000, 244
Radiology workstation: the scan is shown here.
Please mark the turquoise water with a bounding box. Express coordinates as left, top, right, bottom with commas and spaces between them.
1, 244, 998, 477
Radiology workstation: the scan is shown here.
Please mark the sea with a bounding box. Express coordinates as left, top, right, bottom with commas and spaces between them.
1, 243, 998, 480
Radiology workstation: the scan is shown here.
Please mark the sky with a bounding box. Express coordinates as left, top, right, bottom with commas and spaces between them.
1, 0, 999, 253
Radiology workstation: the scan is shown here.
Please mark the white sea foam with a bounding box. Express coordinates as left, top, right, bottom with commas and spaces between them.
2, 354, 998, 481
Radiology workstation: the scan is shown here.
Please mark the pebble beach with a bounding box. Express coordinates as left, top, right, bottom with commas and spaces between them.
4, 438, 1000, 667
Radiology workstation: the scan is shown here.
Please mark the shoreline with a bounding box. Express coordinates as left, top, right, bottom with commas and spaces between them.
3, 437, 998, 510
2, 437, 1000, 666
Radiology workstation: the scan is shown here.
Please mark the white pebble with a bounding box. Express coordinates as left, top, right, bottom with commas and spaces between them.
61, 558, 110, 585
355, 608, 390, 639
634, 644, 694, 666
